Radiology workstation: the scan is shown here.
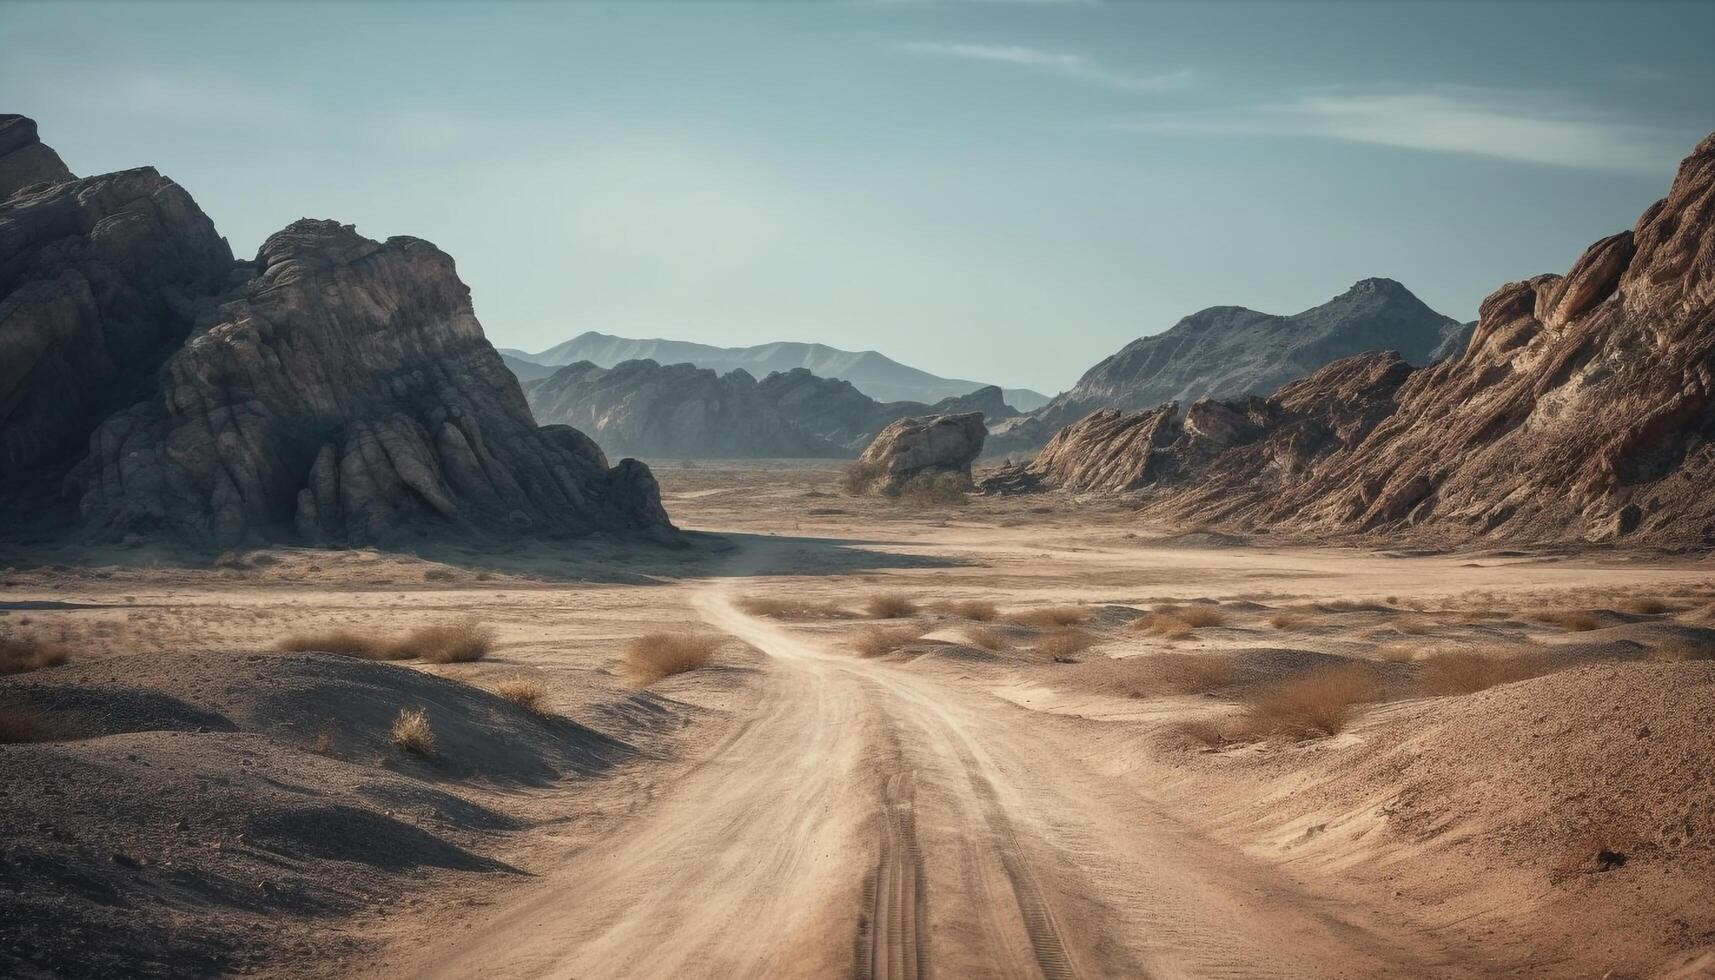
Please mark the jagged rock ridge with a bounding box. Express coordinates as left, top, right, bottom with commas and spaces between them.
989, 278, 1462, 453
989, 131, 1715, 546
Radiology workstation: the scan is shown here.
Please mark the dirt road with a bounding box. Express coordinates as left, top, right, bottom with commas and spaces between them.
391, 539, 1482, 979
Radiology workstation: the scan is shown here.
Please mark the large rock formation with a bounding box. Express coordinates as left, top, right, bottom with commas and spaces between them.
853, 413, 986, 494
989, 131, 1715, 547
989, 278, 1461, 454
1, 130, 233, 488
72, 220, 671, 545
524, 360, 1017, 459
1, 117, 672, 547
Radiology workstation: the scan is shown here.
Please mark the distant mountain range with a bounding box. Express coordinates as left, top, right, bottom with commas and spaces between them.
989, 278, 1470, 454
499, 332, 1051, 411
523, 361, 1017, 459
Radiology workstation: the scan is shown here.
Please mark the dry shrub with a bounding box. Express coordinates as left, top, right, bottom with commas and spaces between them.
389, 708, 435, 755
1035, 629, 1096, 662
1618, 597, 1669, 615
840, 461, 884, 496
854, 627, 920, 657
1413, 649, 1554, 695
1147, 652, 1235, 693
1239, 664, 1379, 739
865, 593, 919, 619
1130, 610, 1196, 639
1176, 605, 1226, 628
964, 626, 1008, 651
622, 633, 719, 684
1268, 610, 1313, 630
938, 599, 998, 621
1528, 609, 1603, 632
493, 679, 550, 714
738, 596, 851, 620
0, 636, 70, 674
898, 472, 969, 506
403, 619, 495, 664
0, 705, 52, 743
1014, 606, 1091, 628
276, 629, 412, 660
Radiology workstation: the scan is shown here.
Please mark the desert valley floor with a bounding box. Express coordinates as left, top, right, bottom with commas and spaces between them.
2, 460, 1713, 979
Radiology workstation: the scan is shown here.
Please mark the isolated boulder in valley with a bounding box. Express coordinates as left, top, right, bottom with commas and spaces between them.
73, 219, 673, 545
852, 412, 986, 493
0, 120, 233, 486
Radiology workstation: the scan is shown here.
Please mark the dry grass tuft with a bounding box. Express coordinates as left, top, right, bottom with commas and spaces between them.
493, 679, 550, 714
1035, 629, 1096, 662
1176, 605, 1226, 628
865, 593, 919, 619
1618, 597, 1670, 615
1528, 609, 1603, 632
1413, 649, 1555, 695
854, 627, 921, 657
1238, 664, 1379, 739
1145, 652, 1236, 693
404, 620, 495, 664
937, 599, 999, 621
964, 626, 1008, 651
1014, 605, 1091, 629
738, 596, 851, 620
0, 705, 52, 744
277, 628, 413, 660
1267, 610, 1314, 630
389, 708, 436, 755
0, 636, 71, 674
622, 633, 719, 685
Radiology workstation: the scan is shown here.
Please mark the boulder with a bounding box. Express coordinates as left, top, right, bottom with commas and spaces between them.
854, 412, 986, 493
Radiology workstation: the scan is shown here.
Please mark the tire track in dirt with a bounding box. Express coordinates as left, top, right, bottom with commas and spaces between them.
859, 767, 927, 980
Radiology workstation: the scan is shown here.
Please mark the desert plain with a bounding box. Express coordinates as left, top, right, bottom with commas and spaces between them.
2, 459, 1712, 979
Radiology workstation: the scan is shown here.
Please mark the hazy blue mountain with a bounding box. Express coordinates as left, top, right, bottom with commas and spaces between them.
501, 332, 1049, 410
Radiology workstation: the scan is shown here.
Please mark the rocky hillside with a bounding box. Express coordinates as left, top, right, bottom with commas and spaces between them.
987, 131, 1715, 547
0, 117, 672, 547
504, 331, 1049, 410
524, 359, 1017, 459
990, 278, 1462, 453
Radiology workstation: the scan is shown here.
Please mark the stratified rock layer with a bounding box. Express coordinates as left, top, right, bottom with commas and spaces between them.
990, 132, 1715, 546
72, 219, 672, 545
856, 413, 986, 493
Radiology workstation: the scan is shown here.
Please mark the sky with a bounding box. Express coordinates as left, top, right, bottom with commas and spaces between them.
5, 1, 1712, 394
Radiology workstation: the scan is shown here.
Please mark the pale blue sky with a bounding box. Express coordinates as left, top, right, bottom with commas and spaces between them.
5, 1, 1711, 392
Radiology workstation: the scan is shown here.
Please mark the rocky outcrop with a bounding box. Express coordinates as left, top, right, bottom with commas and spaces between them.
982, 352, 1410, 499
991, 131, 1715, 547
854, 413, 986, 493
0, 115, 73, 199
524, 361, 1019, 459
989, 278, 1460, 454
1, 126, 233, 486
68, 219, 672, 546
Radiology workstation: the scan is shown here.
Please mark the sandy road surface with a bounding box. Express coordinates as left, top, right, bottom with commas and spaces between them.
391, 538, 1480, 979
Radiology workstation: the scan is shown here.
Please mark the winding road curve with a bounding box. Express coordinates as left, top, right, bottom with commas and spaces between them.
400, 541, 1473, 979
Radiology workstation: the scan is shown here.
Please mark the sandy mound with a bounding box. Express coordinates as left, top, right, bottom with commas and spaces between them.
0, 652, 634, 978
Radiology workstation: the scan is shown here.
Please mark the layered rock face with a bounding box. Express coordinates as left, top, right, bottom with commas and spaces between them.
1, 128, 234, 485
71, 219, 671, 545
982, 352, 1410, 499
854, 413, 986, 493
524, 361, 1018, 459
992, 131, 1715, 546
990, 278, 1461, 454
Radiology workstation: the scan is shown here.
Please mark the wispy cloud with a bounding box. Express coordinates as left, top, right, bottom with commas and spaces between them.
898, 42, 1191, 92
1109, 86, 1686, 175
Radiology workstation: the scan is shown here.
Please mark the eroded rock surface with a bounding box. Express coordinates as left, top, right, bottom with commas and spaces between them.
70, 219, 672, 545
855, 412, 986, 493
991, 131, 1715, 546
